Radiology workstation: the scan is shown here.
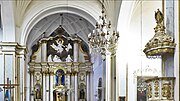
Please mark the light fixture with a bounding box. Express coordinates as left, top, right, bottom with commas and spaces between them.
88, 0, 119, 60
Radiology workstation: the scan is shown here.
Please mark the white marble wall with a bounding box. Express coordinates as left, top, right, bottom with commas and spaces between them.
1, 1, 15, 42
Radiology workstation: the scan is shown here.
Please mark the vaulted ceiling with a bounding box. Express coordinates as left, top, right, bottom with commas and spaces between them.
26, 13, 94, 51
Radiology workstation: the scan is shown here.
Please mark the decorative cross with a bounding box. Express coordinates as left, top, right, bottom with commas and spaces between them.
0, 78, 19, 101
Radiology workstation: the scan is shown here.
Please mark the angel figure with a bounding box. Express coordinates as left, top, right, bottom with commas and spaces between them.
56, 39, 65, 53
48, 54, 53, 62
65, 43, 72, 52
53, 55, 62, 62
155, 9, 164, 24
65, 55, 73, 62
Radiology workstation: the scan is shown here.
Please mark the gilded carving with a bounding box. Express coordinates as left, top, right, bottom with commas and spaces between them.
162, 82, 171, 99
143, 9, 176, 57
154, 80, 159, 97
147, 83, 152, 98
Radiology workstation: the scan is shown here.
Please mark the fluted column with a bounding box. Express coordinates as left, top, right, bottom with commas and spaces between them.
106, 46, 117, 101
73, 36, 81, 62
86, 71, 90, 101
72, 35, 81, 101
71, 73, 75, 101
29, 67, 34, 101
45, 69, 49, 101
41, 68, 47, 101
74, 72, 78, 101
67, 73, 71, 101
66, 63, 72, 101
49, 67, 54, 101
40, 38, 47, 62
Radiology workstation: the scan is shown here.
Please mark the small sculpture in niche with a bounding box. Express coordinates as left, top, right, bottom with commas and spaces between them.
55, 69, 65, 86
80, 89, 85, 99
80, 74, 85, 81
35, 84, 41, 99
65, 55, 73, 62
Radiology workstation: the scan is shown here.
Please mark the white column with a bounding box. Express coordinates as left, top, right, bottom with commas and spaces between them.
74, 72, 78, 101
86, 71, 90, 101
29, 68, 34, 101
102, 60, 105, 101
49, 68, 54, 101
41, 68, 46, 101
111, 54, 116, 101
67, 73, 71, 101
41, 39, 47, 62
73, 35, 80, 101
71, 74, 75, 101
106, 52, 112, 101
90, 66, 94, 101
46, 70, 49, 101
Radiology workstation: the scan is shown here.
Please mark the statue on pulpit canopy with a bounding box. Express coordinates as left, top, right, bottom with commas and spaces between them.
80, 89, 85, 99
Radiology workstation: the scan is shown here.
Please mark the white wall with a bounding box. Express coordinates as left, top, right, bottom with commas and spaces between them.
117, 1, 162, 101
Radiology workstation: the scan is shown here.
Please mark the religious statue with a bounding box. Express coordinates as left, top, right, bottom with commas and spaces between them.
155, 9, 163, 24
65, 43, 72, 52
65, 55, 73, 62
48, 54, 53, 62
56, 69, 65, 86
50, 39, 65, 54
35, 88, 41, 99
53, 55, 62, 62
80, 89, 85, 99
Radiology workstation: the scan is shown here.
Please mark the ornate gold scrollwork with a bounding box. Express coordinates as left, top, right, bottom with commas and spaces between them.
147, 83, 152, 98
162, 82, 171, 99
154, 80, 159, 97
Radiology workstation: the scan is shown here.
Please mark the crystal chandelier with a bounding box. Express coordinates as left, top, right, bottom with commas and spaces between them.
88, 1, 119, 60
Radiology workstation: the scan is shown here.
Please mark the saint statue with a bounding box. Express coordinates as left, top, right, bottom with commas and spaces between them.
65, 43, 72, 52
48, 54, 53, 62
65, 55, 73, 62
80, 89, 85, 99
35, 88, 41, 99
53, 55, 62, 62
155, 9, 163, 24
50, 39, 65, 54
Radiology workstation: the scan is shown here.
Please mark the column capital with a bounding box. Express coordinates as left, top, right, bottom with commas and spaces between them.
41, 68, 48, 74
49, 68, 54, 75
71, 34, 82, 43
29, 67, 35, 74
107, 44, 117, 56
39, 38, 48, 44
73, 62, 80, 67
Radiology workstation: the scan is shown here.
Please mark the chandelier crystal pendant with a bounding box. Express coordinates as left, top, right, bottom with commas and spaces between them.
88, 1, 119, 60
